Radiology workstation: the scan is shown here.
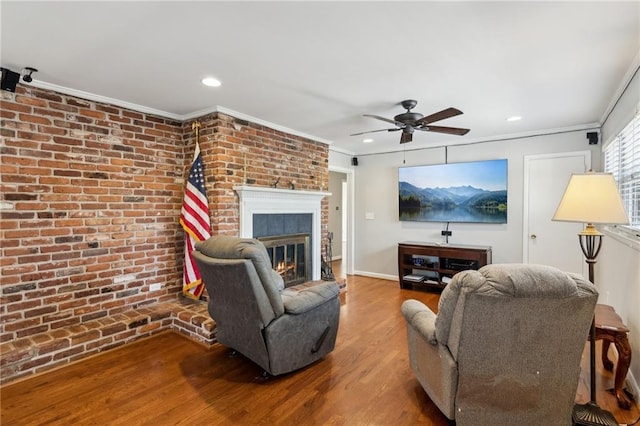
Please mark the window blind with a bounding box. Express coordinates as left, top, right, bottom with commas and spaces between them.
604, 112, 639, 229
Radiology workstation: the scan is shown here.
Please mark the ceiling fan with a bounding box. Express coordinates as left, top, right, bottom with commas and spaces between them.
351, 100, 470, 144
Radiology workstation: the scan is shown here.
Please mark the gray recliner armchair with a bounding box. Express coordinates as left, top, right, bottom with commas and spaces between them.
193, 235, 340, 376
401, 264, 597, 426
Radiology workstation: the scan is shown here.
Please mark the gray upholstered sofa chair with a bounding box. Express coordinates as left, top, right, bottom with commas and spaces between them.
401, 264, 597, 426
192, 235, 340, 376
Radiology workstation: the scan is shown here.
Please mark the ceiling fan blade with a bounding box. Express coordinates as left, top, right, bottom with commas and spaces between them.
416, 107, 463, 125
363, 114, 399, 125
420, 125, 470, 136
350, 128, 399, 136
400, 132, 413, 144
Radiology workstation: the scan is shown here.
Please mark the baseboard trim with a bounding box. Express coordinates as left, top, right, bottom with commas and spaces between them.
353, 270, 397, 281
604, 340, 640, 407
626, 370, 639, 404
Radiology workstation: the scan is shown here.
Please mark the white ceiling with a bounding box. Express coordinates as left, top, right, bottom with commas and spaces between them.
2, 1, 639, 155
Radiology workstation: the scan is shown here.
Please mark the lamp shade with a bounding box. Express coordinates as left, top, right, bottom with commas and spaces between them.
552, 173, 630, 225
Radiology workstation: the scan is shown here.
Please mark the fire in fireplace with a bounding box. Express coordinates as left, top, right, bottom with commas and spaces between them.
259, 233, 310, 287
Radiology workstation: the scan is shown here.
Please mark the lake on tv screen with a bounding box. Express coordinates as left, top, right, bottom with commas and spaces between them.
399, 206, 507, 223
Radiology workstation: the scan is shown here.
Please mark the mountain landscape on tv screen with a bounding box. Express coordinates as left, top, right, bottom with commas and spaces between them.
399, 182, 507, 223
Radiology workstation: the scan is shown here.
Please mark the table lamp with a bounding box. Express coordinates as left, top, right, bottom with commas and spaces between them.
552, 172, 630, 426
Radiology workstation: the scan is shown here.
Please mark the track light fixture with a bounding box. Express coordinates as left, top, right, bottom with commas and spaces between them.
22, 67, 38, 83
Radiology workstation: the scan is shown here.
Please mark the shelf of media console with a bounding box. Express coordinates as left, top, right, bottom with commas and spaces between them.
397, 241, 492, 291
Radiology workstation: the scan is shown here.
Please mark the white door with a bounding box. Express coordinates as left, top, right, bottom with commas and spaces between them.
523, 151, 591, 275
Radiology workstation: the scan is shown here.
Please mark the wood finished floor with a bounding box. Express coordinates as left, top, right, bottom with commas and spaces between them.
2, 268, 638, 425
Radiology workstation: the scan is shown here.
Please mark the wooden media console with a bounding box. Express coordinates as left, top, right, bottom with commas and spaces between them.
398, 241, 492, 290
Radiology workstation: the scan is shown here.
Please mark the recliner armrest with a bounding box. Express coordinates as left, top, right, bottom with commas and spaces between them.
281, 281, 339, 315
401, 299, 437, 345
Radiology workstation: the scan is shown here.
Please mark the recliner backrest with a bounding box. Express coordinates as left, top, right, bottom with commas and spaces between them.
435, 263, 592, 358
433, 263, 597, 424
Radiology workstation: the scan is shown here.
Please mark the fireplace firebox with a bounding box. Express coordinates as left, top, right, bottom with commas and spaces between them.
259, 233, 310, 287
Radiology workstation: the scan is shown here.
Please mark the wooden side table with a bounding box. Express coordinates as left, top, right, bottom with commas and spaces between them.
593, 304, 633, 409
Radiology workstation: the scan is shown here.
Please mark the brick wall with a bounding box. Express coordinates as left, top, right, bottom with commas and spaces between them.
1, 85, 186, 334
195, 112, 330, 236
0, 86, 329, 382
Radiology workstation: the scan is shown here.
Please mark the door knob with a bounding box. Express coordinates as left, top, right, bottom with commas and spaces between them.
530, 234, 537, 240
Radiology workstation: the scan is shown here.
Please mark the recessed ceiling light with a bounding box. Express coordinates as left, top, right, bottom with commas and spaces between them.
363, 138, 373, 143
506, 116, 522, 122
201, 77, 221, 87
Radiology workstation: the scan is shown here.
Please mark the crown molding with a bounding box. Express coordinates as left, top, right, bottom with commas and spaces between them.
25, 80, 333, 146
27, 80, 184, 120
449, 122, 601, 146
356, 122, 601, 156
215, 106, 333, 146
24, 79, 602, 156
328, 144, 355, 156
600, 48, 640, 126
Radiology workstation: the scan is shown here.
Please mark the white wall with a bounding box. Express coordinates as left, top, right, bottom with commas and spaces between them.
349, 131, 601, 279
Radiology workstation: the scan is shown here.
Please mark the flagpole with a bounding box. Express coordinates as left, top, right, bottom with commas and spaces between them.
181, 120, 210, 300
192, 120, 201, 142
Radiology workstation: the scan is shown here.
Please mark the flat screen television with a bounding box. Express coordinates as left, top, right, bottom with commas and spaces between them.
399, 159, 508, 223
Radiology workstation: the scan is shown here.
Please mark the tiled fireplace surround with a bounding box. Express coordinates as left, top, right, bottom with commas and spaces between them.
0, 87, 330, 383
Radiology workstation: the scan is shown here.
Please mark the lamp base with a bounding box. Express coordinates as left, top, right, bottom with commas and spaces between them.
572, 402, 618, 426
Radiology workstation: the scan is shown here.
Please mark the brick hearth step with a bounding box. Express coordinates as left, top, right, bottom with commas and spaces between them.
0, 299, 216, 384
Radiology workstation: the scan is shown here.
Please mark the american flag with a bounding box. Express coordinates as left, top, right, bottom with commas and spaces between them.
180, 142, 211, 299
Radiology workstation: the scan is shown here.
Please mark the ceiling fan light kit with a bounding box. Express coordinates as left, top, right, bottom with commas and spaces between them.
351, 99, 470, 144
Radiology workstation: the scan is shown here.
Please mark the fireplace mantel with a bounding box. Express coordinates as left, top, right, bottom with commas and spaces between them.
234, 185, 331, 280
234, 185, 330, 200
